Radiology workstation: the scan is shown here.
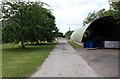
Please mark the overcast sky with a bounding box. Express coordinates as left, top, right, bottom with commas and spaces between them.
1, 0, 110, 34
40, 0, 110, 34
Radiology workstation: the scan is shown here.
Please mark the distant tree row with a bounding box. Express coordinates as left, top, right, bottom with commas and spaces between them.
65, 30, 74, 39
2, 1, 59, 48
55, 32, 64, 37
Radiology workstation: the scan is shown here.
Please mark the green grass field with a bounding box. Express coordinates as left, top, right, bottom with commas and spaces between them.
2, 44, 55, 77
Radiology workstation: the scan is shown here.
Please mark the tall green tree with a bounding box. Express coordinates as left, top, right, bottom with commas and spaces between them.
2, 1, 57, 48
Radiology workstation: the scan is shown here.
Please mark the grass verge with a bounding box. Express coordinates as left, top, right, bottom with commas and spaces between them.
2, 44, 55, 77
67, 40, 81, 49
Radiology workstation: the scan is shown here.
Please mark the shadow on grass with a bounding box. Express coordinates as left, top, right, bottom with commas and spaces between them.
3, 43, 56, 53
27, 42, 57, 45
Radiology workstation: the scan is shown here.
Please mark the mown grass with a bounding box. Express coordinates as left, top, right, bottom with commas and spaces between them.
67, 40, 81, 49
2, 43, 55, 77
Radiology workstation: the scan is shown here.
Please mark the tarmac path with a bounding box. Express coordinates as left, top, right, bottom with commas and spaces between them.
31, 38, 100, 77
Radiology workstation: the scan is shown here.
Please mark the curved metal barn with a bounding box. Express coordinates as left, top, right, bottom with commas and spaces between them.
70, 25, 89, 43
70, 16, 120, 48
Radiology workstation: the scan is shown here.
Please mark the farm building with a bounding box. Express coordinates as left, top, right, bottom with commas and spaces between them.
70, 16, 120, 48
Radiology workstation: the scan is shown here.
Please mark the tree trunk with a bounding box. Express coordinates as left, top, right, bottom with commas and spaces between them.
21, 38, 25, 48
36, 40, 39, 45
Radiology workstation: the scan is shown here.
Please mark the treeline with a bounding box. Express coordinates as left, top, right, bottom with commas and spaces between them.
83, 1, 120, 26
2, 1, 59, 48
65, 30, 74, 39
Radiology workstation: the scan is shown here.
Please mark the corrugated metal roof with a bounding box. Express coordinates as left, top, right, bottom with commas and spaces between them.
70, 24, 90, 43
70, 16, 119, 43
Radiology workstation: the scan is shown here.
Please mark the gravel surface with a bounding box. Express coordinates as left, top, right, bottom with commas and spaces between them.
75, 47, 119, 77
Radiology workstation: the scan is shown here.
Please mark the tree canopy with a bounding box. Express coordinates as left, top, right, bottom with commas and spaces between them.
111, 1, 120, 24
83, 1, 120, 26
83, 9, 114, 26
2, 1, 58, 48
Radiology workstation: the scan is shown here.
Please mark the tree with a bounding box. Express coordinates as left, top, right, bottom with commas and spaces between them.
111, 1, 120, 23
111, 1, 120, 39
2, 1, 57, 48
56, 32, 64, 37
83, 9, 114, 26
83, 11, 97, 26
65, 30, 74, 39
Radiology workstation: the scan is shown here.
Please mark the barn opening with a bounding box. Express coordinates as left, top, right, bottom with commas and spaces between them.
82, 16, 120, 48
